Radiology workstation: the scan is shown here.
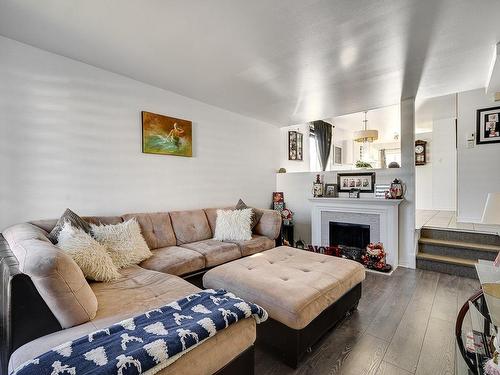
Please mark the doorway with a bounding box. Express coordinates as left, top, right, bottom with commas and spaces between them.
415, 94, 458, 229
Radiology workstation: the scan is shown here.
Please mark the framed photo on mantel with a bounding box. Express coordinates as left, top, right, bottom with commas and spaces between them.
337, 172, 375, 193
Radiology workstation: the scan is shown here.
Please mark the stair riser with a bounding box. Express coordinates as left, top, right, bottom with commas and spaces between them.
419, 243, 498, 261
421, 228, 500, 246
416, 259, 478, 279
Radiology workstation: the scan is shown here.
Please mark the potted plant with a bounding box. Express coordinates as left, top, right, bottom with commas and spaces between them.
355, 160, 373, 169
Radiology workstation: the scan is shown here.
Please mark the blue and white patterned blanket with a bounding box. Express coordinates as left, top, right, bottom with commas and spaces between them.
13, 289, 268, 375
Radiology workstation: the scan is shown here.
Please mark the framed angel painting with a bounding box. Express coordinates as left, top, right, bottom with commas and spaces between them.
142, 111, 193, 157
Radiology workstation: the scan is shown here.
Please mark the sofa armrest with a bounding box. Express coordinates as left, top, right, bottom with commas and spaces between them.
254, 209, 282, 240
0, 234, 61, 375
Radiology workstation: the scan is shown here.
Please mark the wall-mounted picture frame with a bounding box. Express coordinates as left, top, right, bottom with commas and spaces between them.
337, 172, 375, 193
324, 183, 338, 197
288, 131, 303, 160
334, 146, 343, 165
142, 111, 193, 157
476, 106, 500, 145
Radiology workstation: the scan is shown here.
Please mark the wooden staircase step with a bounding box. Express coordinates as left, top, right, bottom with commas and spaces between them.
420, 227, 500, 246
416, 252, 477, 268
419, 237, 500, 253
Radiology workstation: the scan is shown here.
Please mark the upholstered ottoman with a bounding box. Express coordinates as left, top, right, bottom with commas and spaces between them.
203, 246, 366, 367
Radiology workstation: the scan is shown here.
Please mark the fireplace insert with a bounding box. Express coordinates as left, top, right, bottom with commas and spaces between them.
329, 222, 370, 249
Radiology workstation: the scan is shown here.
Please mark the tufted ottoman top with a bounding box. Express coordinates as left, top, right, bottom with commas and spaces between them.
203, 246, 365, 330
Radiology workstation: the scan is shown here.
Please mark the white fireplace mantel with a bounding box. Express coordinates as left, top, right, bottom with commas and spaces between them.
309, 197, 402, 269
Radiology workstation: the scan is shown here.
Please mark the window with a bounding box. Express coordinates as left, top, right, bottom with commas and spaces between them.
309, 133, 321, 172
309, 130, 336, 171
385, 148, 401, 166
334, 146, 342, 165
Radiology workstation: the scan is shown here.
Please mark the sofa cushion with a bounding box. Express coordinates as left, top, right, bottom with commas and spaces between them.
47, 208, 91, 244
230, 234, 275, 256
253, 209, 281, 240
153, 318, 255, 375
90, 265, 200, 320
56, 222, 121, 282
169, 209, 212, 245
140, 246, 205, 276
85, 216, 124, 226
213, 208, 253, 242
9, 265, 256, 375
204, 207, 233, 234
2, 223, 98, 328
235, 199, 264, 229
181, 239, 241, 267
31, 216, 123, 233
91, 219, 152, 268
203, 246, 366, 330
122, 212, 176, 249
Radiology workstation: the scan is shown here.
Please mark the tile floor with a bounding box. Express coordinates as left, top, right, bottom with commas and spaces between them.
416, 210, 499, 233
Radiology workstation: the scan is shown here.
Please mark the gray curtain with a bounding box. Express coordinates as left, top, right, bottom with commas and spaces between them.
312, 120, 333, 171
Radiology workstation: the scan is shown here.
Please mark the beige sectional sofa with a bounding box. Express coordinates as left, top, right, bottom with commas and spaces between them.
29, 208, 279, 278
0, 207, 281, 375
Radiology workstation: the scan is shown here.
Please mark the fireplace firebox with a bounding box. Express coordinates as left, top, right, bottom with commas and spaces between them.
329, 222, 370, 249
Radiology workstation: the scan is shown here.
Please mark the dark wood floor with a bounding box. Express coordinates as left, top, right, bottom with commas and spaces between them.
255, 267, 480, 375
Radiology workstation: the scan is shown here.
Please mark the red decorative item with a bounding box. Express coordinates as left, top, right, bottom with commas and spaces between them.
281, 208, 294, 225
361, 242, 392, 272
305, 243, 391, 273
307, 245, 341, 257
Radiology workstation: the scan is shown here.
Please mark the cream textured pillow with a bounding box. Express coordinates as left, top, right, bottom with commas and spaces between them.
57, 222, 121, 282
91, 218, 152, 268
214, 208, 253, 241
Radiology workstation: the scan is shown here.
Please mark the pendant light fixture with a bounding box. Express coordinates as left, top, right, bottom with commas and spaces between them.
354, 111, 378, 142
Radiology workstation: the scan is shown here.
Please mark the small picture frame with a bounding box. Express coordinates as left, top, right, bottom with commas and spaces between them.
324, 183, 338, 197
312, 183, 323, 197
476, 106, 500, 145
272, 192, 284, 211
349, 189, 360, 198
375, 184, 390, 199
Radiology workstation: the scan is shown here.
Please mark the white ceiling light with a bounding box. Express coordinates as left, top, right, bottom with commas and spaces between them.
354, 111, 379, 142
340, 46, 358, 69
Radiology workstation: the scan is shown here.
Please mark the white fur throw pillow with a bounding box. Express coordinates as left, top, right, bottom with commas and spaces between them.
57, 222, 121, 282
91, 218, 152, 268
214, 208, 253, 241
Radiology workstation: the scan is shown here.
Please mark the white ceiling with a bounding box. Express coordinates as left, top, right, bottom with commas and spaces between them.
1, 0, 499, 126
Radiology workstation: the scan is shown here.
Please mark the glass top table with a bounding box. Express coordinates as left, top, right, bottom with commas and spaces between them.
456, 260, 500, 375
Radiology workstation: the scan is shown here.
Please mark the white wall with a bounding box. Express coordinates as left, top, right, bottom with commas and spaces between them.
415, 119, 457, 211
431, 118, 457, 210
333, 127, 354, 166
415, 132, 434, 210
0, 37, 280, 230
457, 88, 500, 222
399, 98, 416, 268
